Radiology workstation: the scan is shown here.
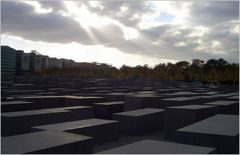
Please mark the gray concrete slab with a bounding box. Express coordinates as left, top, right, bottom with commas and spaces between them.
16, 95, 107, 108
149, 96, 203, 109
93, 101, 124, 119
204, 100, 239, 114
2, 106, 93, 136
98, 139, 216, 154
7, 90, 44, 95
1, 100, 35, 112
124, 94, 163, 111
1, 131, 93, 154
35, 92, 58, 95
226, 95, 239, 100
113, 108, 164, 135
164, 91, 199, 96
64, 95, 107, 106
163, 96, 200, 101
164, 105, 219, 139
104, 92, 133, 101
34, 118, 119, 143
176, 114, 239, 153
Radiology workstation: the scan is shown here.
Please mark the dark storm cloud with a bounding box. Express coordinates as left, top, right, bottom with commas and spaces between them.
141, 25, 172, 41
189, 1, 239, 25
1, 1, 93, 44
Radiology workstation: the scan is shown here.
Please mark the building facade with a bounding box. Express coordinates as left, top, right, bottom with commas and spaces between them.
62, 59, 78, 68
1, 46, 16, 79
16, 50, 24, 75
21, 53, 30, 72
49, 58, 63, 69
40, 55, 49, 71
1, 46, 80, 77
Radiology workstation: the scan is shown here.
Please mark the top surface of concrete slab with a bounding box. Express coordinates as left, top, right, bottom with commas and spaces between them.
18, 95, 104, 99
163, 97, 199, 101
64, 106, 92, 110
165, 91, 198, 95
2, 109, 68, 117
227, 96, 239, 99
18, 95, 64, 99
94, 101, 124, 105
167, 104, 217, 110
115, 108, 164, 117
63, 95, 105, 99
205, 100, 238, 106
202, 91, 220, 95
135, 91, 158, 94
194, 95, 216, 99
211, 94, 235, 97
34, 118, 117, 131
2, 106, 91, 117
48, 88, 66, 91
14, 84, 34, 86
129, 94, 161, 98
107, 92, 132, 95
177, 114, 239, 136
1, 131, 92, 154
98, 139, 215, 154
1, 100, 33, 105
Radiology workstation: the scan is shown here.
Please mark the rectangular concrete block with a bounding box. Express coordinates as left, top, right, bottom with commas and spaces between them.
176, 114, 239, 153
2, 106, 93, 136
113, 108, 164, 135
98, 139, 216, 154
93, 101, 124, 119
7, 90, 44, 96
1, 131, 93, 154
16, 95, 66, 109
104, 92, 132, 101
1, 100, 35, 112
164, 105, 219, 139
16, 95, 107, 108
64, 95, 107, 106
124, 94, 163, 111
226, 95, 239, 101
34, 118, 119, 143
204, 100, 239, 114
150, 97, 202, 109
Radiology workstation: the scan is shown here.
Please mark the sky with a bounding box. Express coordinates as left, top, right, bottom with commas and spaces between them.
1, 1, 239, 68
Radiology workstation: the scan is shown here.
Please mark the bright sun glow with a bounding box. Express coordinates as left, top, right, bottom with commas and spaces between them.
64, 1, 111, 29
62, 1, 140, 41
138, 1, 192, 29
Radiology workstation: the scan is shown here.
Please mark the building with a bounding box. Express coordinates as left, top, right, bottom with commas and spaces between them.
29, 51, 41, 73
1, 46, 16, 79
16, 50, 24, 75
62, 59, 78, 68
21, 53, 30, 72
49, 57, 63, 69
29, 50, 49, 73
1, 45, 81, 77
34, 55, 42, 72
40, 55, 49, 71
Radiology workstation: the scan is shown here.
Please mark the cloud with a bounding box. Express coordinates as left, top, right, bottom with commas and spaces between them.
1, 1, 93, 44
2, 1, 145, 53
189, 1, 239, 25
1, 1, 239, 64
84, 1, 151, 27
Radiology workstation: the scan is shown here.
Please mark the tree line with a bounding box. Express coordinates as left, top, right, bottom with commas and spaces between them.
42, 58, 239, 85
